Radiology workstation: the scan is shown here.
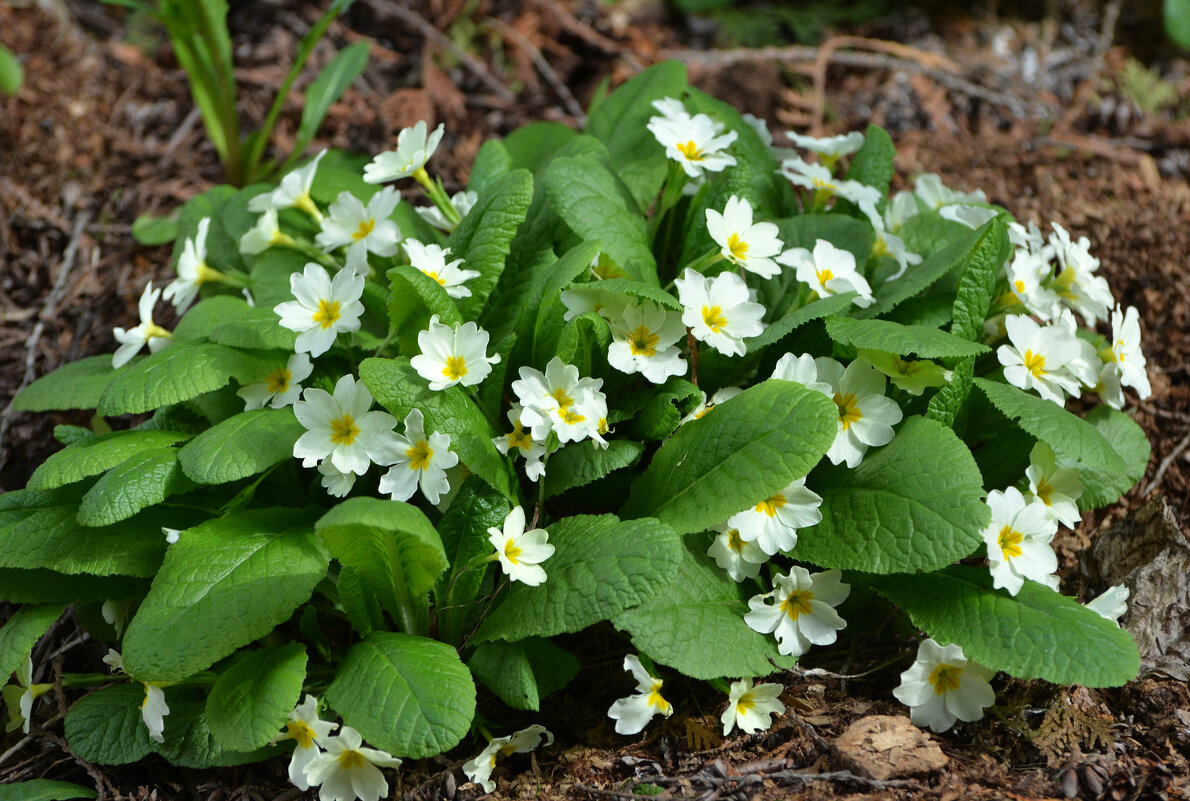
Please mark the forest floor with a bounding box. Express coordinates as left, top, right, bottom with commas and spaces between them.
1, 1, 1189, 799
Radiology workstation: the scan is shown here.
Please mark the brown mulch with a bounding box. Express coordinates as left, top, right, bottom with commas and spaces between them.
2, 1, 1189, 799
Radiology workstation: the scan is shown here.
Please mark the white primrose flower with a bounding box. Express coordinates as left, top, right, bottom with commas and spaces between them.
462, 724, 554, 794
559, 285, 631, 323
608, 654, 673, 735
410, 315, 500, 391
606, 299, 687, 383
744, 567, 850, 657
706, 195, 785, 278
997, 314, 1083, 404
770, 352, 832, 395
913, 173, 987, 209
163, 217, 222, 312
680, 386, 744, 425
854, 199, 923, 282
721, 678, 785, 736
1095, 360, 1126, 411
1049, 222, 1113, 327
113, 282, 173, 368
274, 263, 365, 358
784, 130, 865, 163
493, 404, 547, 482
884, 190, 918, 232
376, 409, 458, 504
816, 357, 903, 469
892, 638, 995, 733
304, 726, 402, 801
1053, 309, 1103, 389
1005, 247, 1061, 321
858, 350, 950, 396
726, 477, 822, 556
1025, 442, 1083, 528
415, 190, 477, 232
779, 156, 882, 210
316, 188, 402, 274
674, 269, 765, 357
939, 204, 999, 230
403, 239, 479, 298
239, 206, 294, 255
982, 487, 1058, 596
237, 352, 313, 411
364, 121, 446, 183
706, 524, 768, 582
1107, 305, 1152, 401
1086, 584, 1129, 623
512, 357, 608, 445
140, 683, 170, 743
318, 459, 357, 498
276, 694, 338, 791
2, 657, 51, 734
647, 109, 738, 178
249, 149, 326, 220
780, 239, 875, 308
651, 96, 691, 123
292, 374, 399, 476
488, 506, 554, 586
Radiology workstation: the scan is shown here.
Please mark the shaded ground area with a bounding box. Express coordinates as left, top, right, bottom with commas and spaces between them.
1, 1, 1189, 799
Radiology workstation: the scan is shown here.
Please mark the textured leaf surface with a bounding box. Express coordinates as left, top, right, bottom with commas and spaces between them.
1072, 406, 1150, 510
64, 684, 154, 765
12, 355, 122, 412
178, 408, 304, 484
467, 638, 579, 711
77, 447, 186, 526
843, 124, 896, 204
122, 508, 326, 681
622, 381, 836, 534
435, 478, 510, 646
825, 316, 990, 358
545, 439, 644, 498
949, 220, 1011, 341
0, 779, 97, 801
926, 356, 974, 429
614, 544, 793, 679
326, 632, 475, 758
28, 430, 189, 491
799, 416, 988, 572
525, 240, 604, 367
863, 228, 978, 318
0, 603, 65, 682
746, 292, 856, 353
475, 514, 682, 642
387, 264, 463, 343
0, 570, 146, 604
869, 566, 1140, 686
449, 169, 533, 320
207, 300, 298, 350
151, 699, 277, 768
206, 643, 307, 750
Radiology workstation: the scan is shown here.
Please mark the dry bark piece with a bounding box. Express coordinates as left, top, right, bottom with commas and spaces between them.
832, 715, 948, 781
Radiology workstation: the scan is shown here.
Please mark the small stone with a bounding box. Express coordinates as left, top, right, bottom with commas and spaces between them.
833, 715, 948, 780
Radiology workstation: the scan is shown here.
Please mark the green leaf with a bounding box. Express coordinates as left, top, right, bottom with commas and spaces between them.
173, 294, 265, 342
172, 186, 256, 273
359, 357, 516, 499
868, 566, 1140, 686
474, 514, 682, 643
206, 643, 308, 750
77, 447, 188, 526
841, 125, 896, 210
503, 122, 579, 173
0, 570, 146, 604
178, 408, 304, 484
555, 311, 612, 367
467, 638, 579, 711
150, 698, 278, 768
973, 378, 1124, 474
798, 416, 988, 572
64, 683, 154, 765
12, 355, 123, 412
623, 377, 703, 441
897, 212, 973, 259
576, 278, 681, 311
1165, 0, 1190, 49
0, 604, 65, 682
98, 340, 282, 416
521, 240, 604, 368
386, 263, 463, 349
207, 301, 298, 350
614, 542, 792, 679
247, 248, 310, 310
1071, 406, 1150, 510
0, 780, 97, 801
28, 430, 189, 491
449, 169, 534, 320
545, 439, 644, 498
131, 213, 179, 246
745, 293, 856, 354
293, 41, 368, 156
0, 489, 166, 578
122, 508, 327, 681
776, 213, 875, 266
0, 43, 23, 95
926, 356, 974, 429
862, 227, 979, 319
326, 632, 476, 758
949, 220, 1010, 342
469, 140, 515, 198
544, 155, 658, 284
622, 380, 837, 534
825, 317, 990, 359
435, 477, 510, 647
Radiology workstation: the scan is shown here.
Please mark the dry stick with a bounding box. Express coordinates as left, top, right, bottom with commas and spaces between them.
0, 210, 91, 471
532, 0, 646, 73
1142, 428, 1190, 496
484, 17, 587, 125
366, 0, 516, 103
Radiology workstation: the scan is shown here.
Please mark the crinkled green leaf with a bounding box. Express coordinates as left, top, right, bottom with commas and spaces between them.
862, 227, 979, 319
555, 311, 612, 368
207, 300, 298, 350
622, 376, 703, 442
897, 212, 973, 260
474, 514, 682, 643
503, 122, 578, 174
622, 380, 836, 534
387, 263, 463, 351
545, 439, 644, 498
12, 355, 128, 412
926, 356, 974, 429
122, 508, 326, 681
150, 698, 278, 768
576, 278, 681, 311
326, 632, 476, 758
0, 604, 65, 682
868, 565, 1140, 686
525, 240, 604, 368
177, 408, 304, 484
467, 638, 579, 711
131, 213, 178, 246
469, 139, 515, 197
77, 447, 189, 526
0, 779, 97, 801
206, 643, 307, 751
435, 477, 510, 647
949, 220, 1010, 342
449, 169, 533, 320
746, 292, 856, 354
173, 295, 253, 342
825, 316, 990, 359
1071, 406, 1150, 510
840, 124, 896, 212
28, 430, 189, 491
64, 683, 154, 765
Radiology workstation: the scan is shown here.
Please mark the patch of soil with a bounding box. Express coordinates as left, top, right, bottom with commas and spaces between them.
2, 1, 1189, 799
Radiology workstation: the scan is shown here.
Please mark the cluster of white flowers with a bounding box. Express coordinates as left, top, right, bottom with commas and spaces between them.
461, 724, 553, 793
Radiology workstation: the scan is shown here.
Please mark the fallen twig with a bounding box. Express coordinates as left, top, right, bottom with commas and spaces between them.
485, 17, 587, 125
532, 0, 645, 72
1142, 428, 1190, 496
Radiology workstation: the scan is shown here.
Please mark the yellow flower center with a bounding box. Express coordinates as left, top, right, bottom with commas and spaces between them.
406, 440, 433, 471
727, 232, 748, 262
507, 421, 533, 451
1035, 477, 1054, 506
871, 236, 888, 259
735, 692, 756, 714
313, 299, 341, 330
424, 270, 446, 286
727, 529, 745, 552
812, 177, 836, 191
559, 407, 586, 425
550, 387, 574, 409
928, 663, 964, 695
265, 368, 291, 394
780, 589, 814, 619
755, 493, 786, 517
628, 325, 659, 357
647, 680, 671, 713
997, 525, 1023, 559
833, 392, 862, 430
330, 415, 360, 446
1013, 279, 1027, 294
816, 268, 835, 288
1022, 349, 1046, 379
442, 355, 468, 382
352, 218, 376, 241
504, 539, 522, 565
338, 749, 367, 770
675, 140, 704, 161
287, 720, 316, 749
702, 305, 727, 333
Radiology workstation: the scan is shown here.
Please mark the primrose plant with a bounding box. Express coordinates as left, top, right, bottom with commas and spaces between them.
3, 61, 1151, 797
